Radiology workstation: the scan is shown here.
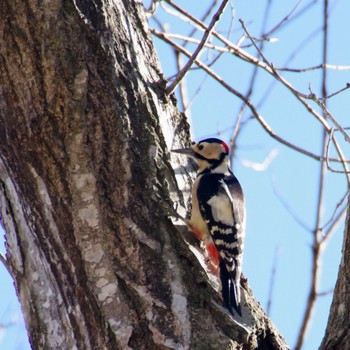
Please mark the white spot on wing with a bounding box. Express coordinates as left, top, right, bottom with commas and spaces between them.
207, 194, 234, 226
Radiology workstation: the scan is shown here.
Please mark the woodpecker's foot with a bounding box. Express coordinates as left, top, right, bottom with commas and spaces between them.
187, 222, 203, 241
165, 204, 187, 224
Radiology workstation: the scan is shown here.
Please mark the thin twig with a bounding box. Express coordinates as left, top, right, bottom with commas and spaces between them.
294, 240, 321, 350
239, 19, 350, 182
317, 289, 334, 297
294, 3, 329, 348
0, 252, 12, 278
164, 34, 350, 75
166, 0, 229, 95
185, 74, 209, 112
325, 128, 334, 172
145, 0, 161, 15
164, 0, 350, 111
266, 245, 280, 317
278, 64, 350, 73
230, 0, 273, 162
183, 0, 220, 49
323, 203, 348, 241
154, 4, 350, 175
322, 83, 350, 99
264, 0, 304, 38
152, 28, 349, 164
270, 174, 312, 232
163, 0, 273, 72
255, 24, 324, 109
308, 85, 350, 145
325, 128, 350, 174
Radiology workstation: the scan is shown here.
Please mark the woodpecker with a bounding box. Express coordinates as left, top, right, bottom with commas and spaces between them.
172, 138, 245, 316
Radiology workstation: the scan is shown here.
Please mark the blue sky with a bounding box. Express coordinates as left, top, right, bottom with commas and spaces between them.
1, 1, 350, 349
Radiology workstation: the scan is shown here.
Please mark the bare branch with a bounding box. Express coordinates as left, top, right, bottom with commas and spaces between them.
152, 28, 350, 165
183, 0, 220, 49
322, 83, 350, 100
278, 64, 350, 73
294, 3, 329, 348
163, 0, 273, 71
239, 19, 350, 183
166, 0, 229, 95
307, 86, 350, 145
264, 0, 304, 38
323, 202, 348, 241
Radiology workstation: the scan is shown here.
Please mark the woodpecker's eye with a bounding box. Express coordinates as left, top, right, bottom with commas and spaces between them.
198, 144, 204, 151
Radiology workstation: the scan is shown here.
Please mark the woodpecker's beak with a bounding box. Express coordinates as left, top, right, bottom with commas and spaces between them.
171, 147, 195, 157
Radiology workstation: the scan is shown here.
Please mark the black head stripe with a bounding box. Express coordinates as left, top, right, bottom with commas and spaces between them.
194, 151, 218, 164
196, 152, 227, 175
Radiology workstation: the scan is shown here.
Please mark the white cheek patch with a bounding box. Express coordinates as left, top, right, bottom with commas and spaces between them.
207, 194, 234, 226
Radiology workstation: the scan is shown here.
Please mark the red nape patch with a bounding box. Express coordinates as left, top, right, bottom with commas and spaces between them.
221, 141, 229, 154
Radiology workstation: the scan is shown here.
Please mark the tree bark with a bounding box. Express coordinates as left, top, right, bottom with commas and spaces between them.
320, 199, 350, 350
0, 1, 288, 349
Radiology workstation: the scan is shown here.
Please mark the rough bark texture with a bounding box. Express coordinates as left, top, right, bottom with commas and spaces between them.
320, 200, 350, 350
0, 1, 288, 349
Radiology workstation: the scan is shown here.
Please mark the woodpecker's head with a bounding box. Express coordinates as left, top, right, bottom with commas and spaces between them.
172, 138, 230, 173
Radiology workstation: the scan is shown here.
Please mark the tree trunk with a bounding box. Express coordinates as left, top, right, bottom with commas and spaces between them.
0, 1, 288, 349
320, 199, 350, 350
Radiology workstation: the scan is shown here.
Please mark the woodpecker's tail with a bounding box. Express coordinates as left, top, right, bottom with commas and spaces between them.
219, 260, 242, 316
